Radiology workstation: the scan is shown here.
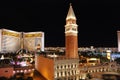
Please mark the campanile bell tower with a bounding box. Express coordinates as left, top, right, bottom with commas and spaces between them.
65, 4, 78, 58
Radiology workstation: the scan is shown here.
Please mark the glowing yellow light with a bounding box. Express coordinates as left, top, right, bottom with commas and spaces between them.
107, 50, 111, 60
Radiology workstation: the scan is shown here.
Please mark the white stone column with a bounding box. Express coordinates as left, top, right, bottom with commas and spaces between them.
62, 71, 65, 77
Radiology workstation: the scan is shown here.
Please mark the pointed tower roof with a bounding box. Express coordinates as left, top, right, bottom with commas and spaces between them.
66, 3, 76, 20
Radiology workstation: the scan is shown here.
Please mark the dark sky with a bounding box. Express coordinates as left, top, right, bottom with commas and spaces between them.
0, 0, 120, 47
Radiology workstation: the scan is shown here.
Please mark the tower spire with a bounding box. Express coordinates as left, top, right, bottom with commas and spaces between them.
70, 3, 72, 6
66, 3, 76, 20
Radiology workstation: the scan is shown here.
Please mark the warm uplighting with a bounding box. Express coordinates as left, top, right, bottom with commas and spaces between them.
106, 50, 111, 60
0, 55, 4, 60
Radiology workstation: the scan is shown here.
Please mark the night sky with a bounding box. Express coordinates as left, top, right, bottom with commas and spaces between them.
0, 0, 120, 47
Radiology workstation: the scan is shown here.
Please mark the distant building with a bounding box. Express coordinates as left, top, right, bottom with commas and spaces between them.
117, 31, 120, 52
23, 32, 44, 52
0, 29, 21, 53
0, 29, 44, 53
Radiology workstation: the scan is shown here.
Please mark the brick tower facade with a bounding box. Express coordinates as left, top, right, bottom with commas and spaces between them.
65, 4, 78, 58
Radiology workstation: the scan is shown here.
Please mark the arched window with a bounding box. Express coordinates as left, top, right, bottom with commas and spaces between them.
61, 65, 63, 69
64, 65, 66, 69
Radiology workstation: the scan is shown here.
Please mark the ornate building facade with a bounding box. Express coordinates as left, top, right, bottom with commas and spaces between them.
54, 58, 79, 80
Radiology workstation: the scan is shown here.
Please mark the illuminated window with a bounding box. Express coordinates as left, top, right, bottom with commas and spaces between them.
66, 28, 70, 31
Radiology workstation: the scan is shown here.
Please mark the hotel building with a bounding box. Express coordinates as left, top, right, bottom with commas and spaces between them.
23, 32, 44, 52
0, 29, 21, 53
0, 29, 44, 53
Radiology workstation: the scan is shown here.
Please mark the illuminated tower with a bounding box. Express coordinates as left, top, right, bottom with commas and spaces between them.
65, 4, 78, 58
117, 31, 120, 52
